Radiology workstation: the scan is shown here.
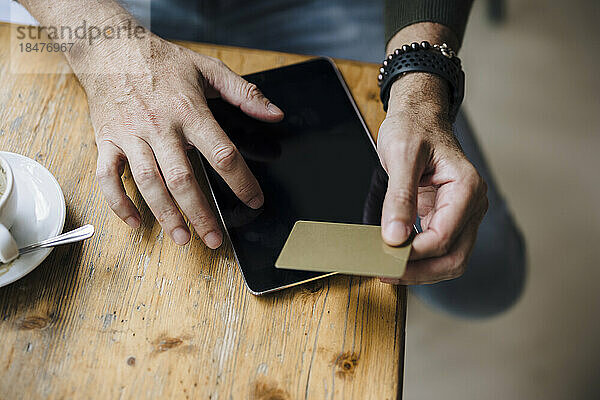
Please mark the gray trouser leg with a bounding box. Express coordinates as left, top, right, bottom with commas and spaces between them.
410, 112, 526, 318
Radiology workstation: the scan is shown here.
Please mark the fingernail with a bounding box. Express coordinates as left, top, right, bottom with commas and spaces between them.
125, 216, 141, 229
383, 221, 412, 246
267, 102, 283, 115
203, 231, 222, 249
172, 227, 191, 245
247, 195, 264, 209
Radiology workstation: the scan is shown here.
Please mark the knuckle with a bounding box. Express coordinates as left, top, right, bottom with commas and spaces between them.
96, 164, 114, 181
388, 188, 415, 207
437, 234, 453, 255
190, 213, 216, 234
173, 94, 195, 118
473, 173, 485, 192
212, 144, 239, 172
206, 56, 226, 67
480, 176, 489, 195
235, 178, 259, 201
473, 173, 487, 201
241, 82, 262, 102
387, 139, 410, 156
378, 115, 404, 136
458, 167, 481, 199
197, 55, 220, 70
481, 194, 490, 217
96, 124, 112, 140
382, 138, 427, 168
136, 111, 164, 136
449, 259, 467, 278
173, 94, 210, 127
166, 167, 194, 192
135, 166, 159, 187
215, 59, 227, 69
156, 206, 180, 225
378, 116, 395, 132
464, 164, 482, 188
106, 195, 128, 211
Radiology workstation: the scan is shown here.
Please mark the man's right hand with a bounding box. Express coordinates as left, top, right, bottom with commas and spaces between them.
78, 32, 284, 248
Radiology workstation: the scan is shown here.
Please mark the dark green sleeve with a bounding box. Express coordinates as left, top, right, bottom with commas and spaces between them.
385, 0, 474, 46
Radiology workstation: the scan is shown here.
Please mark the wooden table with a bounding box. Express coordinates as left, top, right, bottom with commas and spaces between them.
0, 22, 406, 399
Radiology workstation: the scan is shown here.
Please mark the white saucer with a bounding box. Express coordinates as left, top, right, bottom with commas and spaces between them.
0, 152, 66, 287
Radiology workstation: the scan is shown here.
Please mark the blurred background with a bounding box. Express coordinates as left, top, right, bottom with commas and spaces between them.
1, 0, 599, 398
406, 0, 600, 399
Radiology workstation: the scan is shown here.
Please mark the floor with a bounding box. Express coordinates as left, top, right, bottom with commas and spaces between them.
404, 0, 600, 399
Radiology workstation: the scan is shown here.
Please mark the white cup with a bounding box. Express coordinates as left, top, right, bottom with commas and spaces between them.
0, 155, 18, 263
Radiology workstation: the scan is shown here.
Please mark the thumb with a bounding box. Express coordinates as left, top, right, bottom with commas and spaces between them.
380, 141, 427, 246
200, 57, 284, 122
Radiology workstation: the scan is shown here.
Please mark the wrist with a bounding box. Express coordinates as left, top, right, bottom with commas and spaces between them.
74, 34, 160, 97
387, 73, 451, 120
67, 14, 152, 79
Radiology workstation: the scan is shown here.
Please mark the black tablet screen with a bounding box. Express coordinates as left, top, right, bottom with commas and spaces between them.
205, 58, 387, 294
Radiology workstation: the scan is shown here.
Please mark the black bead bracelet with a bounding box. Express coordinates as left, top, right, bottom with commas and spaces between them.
378, 41, 465, 122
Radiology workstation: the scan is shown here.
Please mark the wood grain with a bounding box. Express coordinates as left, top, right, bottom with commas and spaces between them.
0, 22, 405, 399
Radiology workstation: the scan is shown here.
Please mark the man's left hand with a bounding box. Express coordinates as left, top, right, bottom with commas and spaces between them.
377, 73, 488, 285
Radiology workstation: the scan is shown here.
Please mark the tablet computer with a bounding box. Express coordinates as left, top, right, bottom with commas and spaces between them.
203, 58, 387, 294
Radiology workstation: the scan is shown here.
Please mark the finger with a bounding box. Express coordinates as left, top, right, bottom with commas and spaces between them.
410, 169, 486, 260
397, 210, 483, 284
181, 105, 265, 209
380, 210, 482, 285
416, 185, 437, 222
379, 139, 428, 246
96, 140, 141, 228
198, 57, 284, 122
151, 135, 223, 249
122, 138, 191, 246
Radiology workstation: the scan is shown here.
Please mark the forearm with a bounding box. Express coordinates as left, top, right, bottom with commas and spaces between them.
18, 0, 142, 67
19, 0, 129, 32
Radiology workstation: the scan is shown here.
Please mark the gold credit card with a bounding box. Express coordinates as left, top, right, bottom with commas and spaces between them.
275, 221, 411, 278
